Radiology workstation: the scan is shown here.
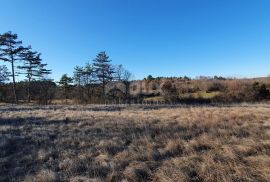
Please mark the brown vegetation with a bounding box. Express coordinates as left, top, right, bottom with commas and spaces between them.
1, 104, 270, 181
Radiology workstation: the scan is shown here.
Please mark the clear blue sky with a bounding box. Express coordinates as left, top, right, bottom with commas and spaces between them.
1, 0, 270, 80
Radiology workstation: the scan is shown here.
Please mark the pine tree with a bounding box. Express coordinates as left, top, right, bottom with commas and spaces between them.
83, 63, 94, 102
83, 63, 94, 86
93, 51, 114, 103
0, 31, 26, 103
73, 66, 84, 86
73, 66, 84, 103
35, 64, 52, 105
37, 63, 51, 79
59, 74, 73, 104
0, 65, 10, 83
18, 48, 42, 102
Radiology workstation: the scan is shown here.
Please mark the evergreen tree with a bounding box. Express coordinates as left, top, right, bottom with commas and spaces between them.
73, 63, 95, 103
93, 51, 114, 103
0, 65, 10, 83
83, 63, 95, 102
37, 63, 51, 79
73, 66, 84, 103
0, 31, 26, 103
73, 66, 84, 86
59, 74, 73, 104
83, 63, 94, 86
18, 48, 42, 102
35, 63, 53, 105
18, 48, 51, 102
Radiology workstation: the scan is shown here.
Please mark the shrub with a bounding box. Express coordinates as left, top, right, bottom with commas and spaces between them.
161, 81, 178, 103
252, 82, 270, 100
207, 82, 225, 92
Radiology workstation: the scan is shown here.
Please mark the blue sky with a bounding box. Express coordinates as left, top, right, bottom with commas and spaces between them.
1, 0, 270, 80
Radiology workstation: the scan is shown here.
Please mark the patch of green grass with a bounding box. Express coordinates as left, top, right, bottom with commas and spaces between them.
179, 91, 220, 99
144, 91, 220, 102
144, 96, 164, 102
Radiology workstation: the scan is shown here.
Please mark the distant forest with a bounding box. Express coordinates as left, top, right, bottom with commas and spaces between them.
1, 31, 270, 104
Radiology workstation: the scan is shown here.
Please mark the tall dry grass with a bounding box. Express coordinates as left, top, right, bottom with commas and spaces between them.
0, 104, 270, 181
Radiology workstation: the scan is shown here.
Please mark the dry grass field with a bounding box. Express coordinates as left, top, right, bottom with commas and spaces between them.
1, 104, 270, 182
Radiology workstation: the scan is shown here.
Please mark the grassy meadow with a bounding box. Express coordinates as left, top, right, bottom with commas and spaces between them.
1, 104, 270, 181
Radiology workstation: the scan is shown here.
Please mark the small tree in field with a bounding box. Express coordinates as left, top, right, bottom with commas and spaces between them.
59, 74, 73, 104
93, 51, 114, 103
0, 31, 26, 103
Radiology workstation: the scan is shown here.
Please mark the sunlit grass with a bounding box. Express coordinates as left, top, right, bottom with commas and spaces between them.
0, 104, 269, 181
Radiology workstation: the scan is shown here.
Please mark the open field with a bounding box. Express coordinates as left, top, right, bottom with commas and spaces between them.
1, 104, 270, 181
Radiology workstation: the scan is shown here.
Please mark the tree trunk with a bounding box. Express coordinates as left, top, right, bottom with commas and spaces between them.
125, 82, 130, 104
27, 76, 31, 103
103, 84, 105, 104
102, 79, 106, 104
11, 58, 18, 104
65, 88, 68, 104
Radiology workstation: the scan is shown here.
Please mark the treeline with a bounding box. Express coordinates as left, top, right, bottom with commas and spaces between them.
0, 31, 133, 104
1, 31, 270, 105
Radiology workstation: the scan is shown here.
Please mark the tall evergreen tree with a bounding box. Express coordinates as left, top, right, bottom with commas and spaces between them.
0, 31, 26, 103
93, 51, 114, 103
18, 48, 42, 102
